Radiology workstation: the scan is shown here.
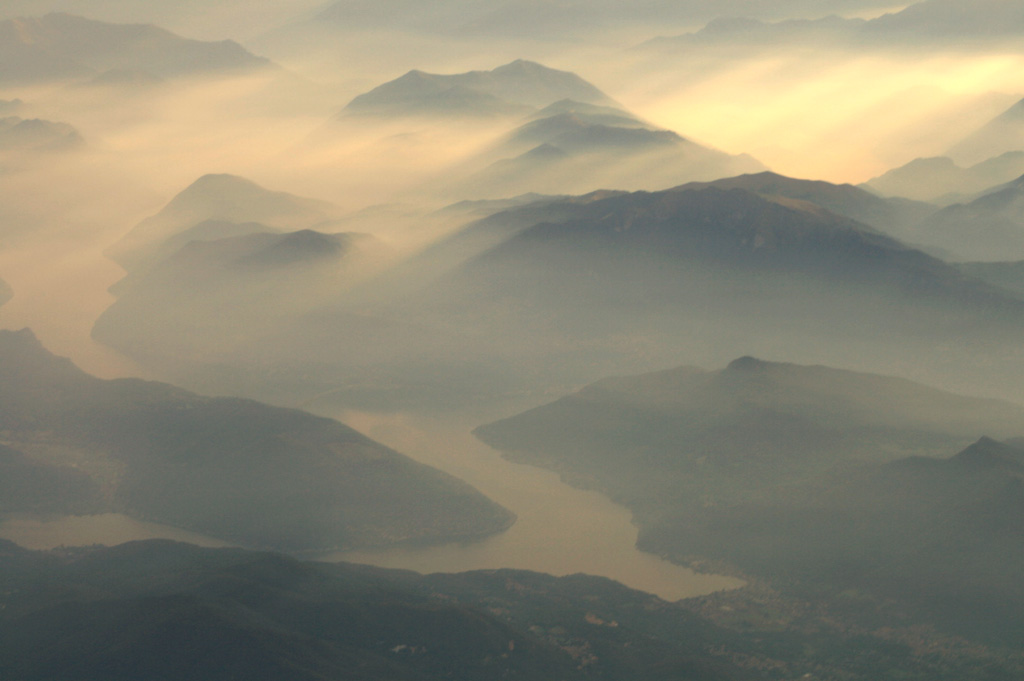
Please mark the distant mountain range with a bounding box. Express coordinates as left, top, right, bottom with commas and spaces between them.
679, 171, 935, 237
416, 182, 1024, 352
106, 173, 346, 271
948, 97, 1024, 166
864, 152, 1024, 204
0, 277, 10, 306
94, 175, 1024, 409
341, 60, 615, 118
95, 173, 396, 385
94, 226, 388, 366
333, 61, 764, 198
0, 328, 512, 552
643, 0, 1024, 51
416, 170, 935, 276
0, 13, 272, 84
909, 174, 1024, 261
308, 0, 932, 38
463, 104, 764, 197
0, 116, 83, 152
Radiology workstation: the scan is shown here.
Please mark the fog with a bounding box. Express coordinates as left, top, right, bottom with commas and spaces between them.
4, 2, 1024, 438
3, 4, 1024, 676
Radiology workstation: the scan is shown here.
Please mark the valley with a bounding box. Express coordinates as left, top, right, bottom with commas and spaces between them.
3, 2, 1024, 678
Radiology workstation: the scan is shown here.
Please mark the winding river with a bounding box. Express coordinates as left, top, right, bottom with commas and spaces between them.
0, 407, 742, 601
0, 240, 741, 601
318, 410, 743, 601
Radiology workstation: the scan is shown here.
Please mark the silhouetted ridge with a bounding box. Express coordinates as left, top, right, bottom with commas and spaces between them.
0, 13, 272, 84
0, 329, 514, 552
951, 437, 1024, 470
173, 173, 276, 206
279, 228, 344, 249
342, 59, 616, 117
521, 143, 569, 159
106, 173, 344, 271
0, 116, 82, 150
724, 355, 767, 372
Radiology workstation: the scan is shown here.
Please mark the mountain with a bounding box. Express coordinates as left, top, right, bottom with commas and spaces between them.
106, 173, 345, 271
418, 184, 1024, 360
475, 357, 1024, 520
949, 98, 1024, 166
528, 99, 650, 128
642, 0, 1024, 53
438, 192, 566, 220
2, 538, 1019, 681
0, 13, 273, 84
309, 0, 896, 37
476, 359, 1024, 643
0, 540, 590, 681
679, 171, 936, 237
0, 276, 10, 306
503, 113, 676, 152
866, 0, 1024, 42
423, 190, 621, 268
863, 153, 1024, 204
467, 137, 763, 198
340, 60, 616, 118
648, 437, 1024, 644
344, 74, 533, 118
642, 14, 860, 52
912, 174, 1024, 261
332, 62, 763, 199
97, 181, 1024, 411
0, 116, 83, 152
94, 228, 389, 364
460, 104, 765, 198
0, 328, 513, 552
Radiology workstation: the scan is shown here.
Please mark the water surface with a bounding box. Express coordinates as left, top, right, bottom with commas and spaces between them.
321, 411, 743, 601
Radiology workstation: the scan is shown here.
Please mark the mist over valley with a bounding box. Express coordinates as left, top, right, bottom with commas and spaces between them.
4, 2, 1024, 679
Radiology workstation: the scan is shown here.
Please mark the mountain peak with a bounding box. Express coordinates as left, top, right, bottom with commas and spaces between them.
493, 59, 547, 73
951, 437, 1024, 470
188, 173, 260, 192
725, 356, 768, 372
267, 229, 349, 259
344, 59, 614, 116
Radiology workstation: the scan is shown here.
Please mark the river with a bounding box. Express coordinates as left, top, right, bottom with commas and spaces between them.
0, 236, 741, 602
317, 410, 743, 601
0, 405, 742, 601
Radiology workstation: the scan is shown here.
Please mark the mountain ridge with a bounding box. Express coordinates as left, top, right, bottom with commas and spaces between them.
0, 12, 273, 84
342, 59, 616, 118
105, 173, 344, 271
0, 328, 513, 552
